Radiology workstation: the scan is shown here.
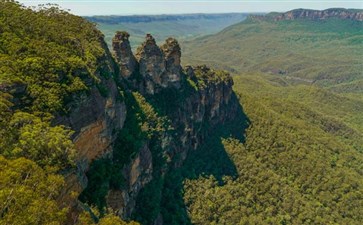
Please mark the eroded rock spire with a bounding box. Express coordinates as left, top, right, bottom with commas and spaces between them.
135, 34, 166, 94
112, 31, 137, 79
113, 32, 184, 94
161, 37, 182, 89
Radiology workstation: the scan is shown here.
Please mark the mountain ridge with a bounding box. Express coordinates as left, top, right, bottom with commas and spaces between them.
249, 8, 363, 21
85, 13, 249, 24
182, 9, 363, 92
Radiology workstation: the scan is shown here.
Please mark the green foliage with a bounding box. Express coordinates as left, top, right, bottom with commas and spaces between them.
0, 156, 68, 225
77, 207, 140, 225
0, 109, 76, 170
0, 0, 108, 113
98, 216, 140, 225
183, 17, 363, 93
133, 178, 163, 224
179, 75, 363, 224
186, 77, 198, 91
113, 91, 170, 167
96, 83, 109, 97
7, 112, 76, 169
2, 2, 362, 224
79, 158, 115, 212
0, 2, 106, 224
193, 66, 232, 89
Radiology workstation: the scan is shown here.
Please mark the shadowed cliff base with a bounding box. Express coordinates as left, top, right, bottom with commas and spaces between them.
78, 31, 248, 224
133, 93, 249, 225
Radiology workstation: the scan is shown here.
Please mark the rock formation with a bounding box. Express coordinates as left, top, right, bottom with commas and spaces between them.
45, 31, 238, 223
112, 31, 137, 79
274, 8, 363, 21
106, 33, 238, 219
161, 37, 182, 89
135, 34, 166, 94
115, 32, 183, 94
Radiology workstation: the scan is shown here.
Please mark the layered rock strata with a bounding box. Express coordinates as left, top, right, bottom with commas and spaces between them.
107, 33, 238, 219
56, 32, 237, 223
274, 8, 363, 21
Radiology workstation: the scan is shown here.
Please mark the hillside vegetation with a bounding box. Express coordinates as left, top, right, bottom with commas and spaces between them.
1, 2, 363, 225
182, 16, 363, 93
0, 1, 137, 224
162, 10, 363, 224
159, 75, 363, 224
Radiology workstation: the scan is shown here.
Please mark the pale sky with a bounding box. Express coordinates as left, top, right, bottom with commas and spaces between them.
18, 0, 363, 16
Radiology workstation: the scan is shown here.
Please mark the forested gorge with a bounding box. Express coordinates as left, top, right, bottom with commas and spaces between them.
1, 1, 363, 225
179, 76, 363, 224
133, 75, 362, 225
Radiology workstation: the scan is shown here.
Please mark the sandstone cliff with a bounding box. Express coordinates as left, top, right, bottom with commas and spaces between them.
250, 8, 363, 22
274, 8, 363, 21
54, 40, 127, 220
0, 3, 238, 224
103, 33, 238, 221
46, 30, 238, 223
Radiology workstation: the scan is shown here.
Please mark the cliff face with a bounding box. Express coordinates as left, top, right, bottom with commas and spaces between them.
274, 8, 363, 21
56, 31, 237, 222
0, 3, 238, 224
114, 32, 183, 94
54, 41, 127, 217
105, 33, 237, 220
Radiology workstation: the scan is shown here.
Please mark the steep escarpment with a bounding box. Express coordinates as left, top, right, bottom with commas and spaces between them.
275, 8, 363, 21
0, 2, 129, 224
77, 32, 239, 222
55, 41, 127, 216
113, 32, 236, 157
0, 2, 238, 224
250, 8, 363, 21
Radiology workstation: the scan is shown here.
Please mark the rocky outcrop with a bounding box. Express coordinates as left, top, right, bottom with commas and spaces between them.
105, 33, 238, 220
53, 31, 237, 223
274, 8, 363, 21
164, 65, 236, 164
113, 31, 137, 79
135, 34, 166, 94
161, 37, 182, 89
55, 40, 127, 217
116, 33, 183, 94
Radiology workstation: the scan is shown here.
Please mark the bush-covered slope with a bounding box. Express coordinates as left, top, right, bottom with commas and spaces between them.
2, 2, 362, 224
0, 1, 111, 113
0, 1, 136, 224
178, 14, 363, 223
167, 75, 363, 224
182, 15, 363, 92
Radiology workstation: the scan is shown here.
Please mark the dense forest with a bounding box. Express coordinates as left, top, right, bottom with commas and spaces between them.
175, 10, 363, 224
129, 74, 362, 225
1, 1, 362, 225
0, 1, 137, 224
179, 75, 363, 224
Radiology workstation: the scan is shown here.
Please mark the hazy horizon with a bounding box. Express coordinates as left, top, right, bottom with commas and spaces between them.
18, 0, 363, 16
